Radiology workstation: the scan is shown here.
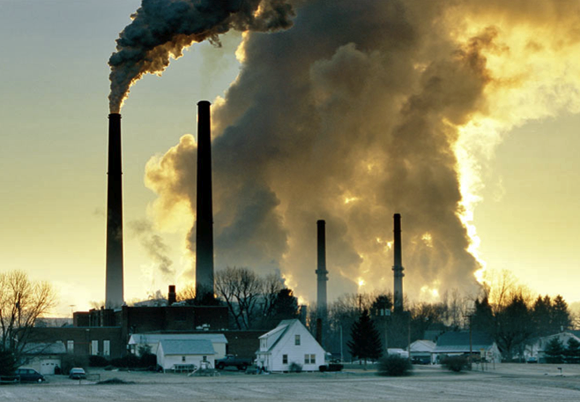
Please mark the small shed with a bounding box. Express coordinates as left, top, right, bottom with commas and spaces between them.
156, 339, 216, 372
256, 319, 326, 372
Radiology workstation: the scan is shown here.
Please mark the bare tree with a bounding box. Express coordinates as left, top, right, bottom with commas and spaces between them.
0, 271, 57, 360
215, 267, 264, 330
177, 283, 196, 303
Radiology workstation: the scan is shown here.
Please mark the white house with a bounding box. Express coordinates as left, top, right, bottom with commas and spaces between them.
128, 333, 227, 359
526, 331, 580, 362
256, 319, 326, 372
156, 339, 216, 371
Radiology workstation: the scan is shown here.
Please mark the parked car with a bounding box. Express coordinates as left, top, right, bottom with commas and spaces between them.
14, 368, 45, 383
69, 367, 87, 379
215, 355, 253, 371
526, 356, 538, 364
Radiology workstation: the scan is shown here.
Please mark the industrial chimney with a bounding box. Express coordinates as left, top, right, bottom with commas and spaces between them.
105, 113, 124, 308
168, 285, 176, 306
393, 213, 404, 313
195, 101, 215, 302
316, 220, 328, 344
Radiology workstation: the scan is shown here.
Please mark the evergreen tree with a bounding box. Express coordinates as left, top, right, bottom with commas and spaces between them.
531, 295, 552, 337
347, 309, 383, 364
272, 288, 299, 320
550, 295, 572, 333
564, 338, 580, 364
472, 295, 494, 335
544, 338, 565, 363
0, 349, 16, 376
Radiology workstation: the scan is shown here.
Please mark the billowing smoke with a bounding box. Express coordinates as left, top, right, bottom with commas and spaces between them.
108, 0, 295, 113
129, 220, 174, 279
145, 0, 580, 303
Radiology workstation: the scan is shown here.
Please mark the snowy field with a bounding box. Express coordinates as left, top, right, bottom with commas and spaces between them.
2, 364, 580, 402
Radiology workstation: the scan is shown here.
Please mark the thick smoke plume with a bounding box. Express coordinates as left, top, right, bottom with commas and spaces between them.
145, 0, 580, 303
109, 0, 295, 113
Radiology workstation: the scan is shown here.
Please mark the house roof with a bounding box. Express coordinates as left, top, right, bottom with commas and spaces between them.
158, 339, 215, 356
410, 340, 436, 353
434, 331, 495, 353
129, 333, 227, 345
22, 342, 67, 355
259, 319, 301, 352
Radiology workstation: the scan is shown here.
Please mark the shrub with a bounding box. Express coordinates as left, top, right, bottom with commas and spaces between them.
289, 362, 303, 373
89, 355, 110, 367
140, 353, 157, 368
377, 355, 412, 377
111, 354, 141, 368
441, 356, 469, 373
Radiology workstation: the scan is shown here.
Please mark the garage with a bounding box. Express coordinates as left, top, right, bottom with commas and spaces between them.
39, 359, 61, 375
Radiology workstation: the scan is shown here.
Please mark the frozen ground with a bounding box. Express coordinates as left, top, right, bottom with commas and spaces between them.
2, 364, 580, 402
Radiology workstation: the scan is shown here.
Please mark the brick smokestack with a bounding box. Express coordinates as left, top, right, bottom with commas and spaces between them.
316, 220, 328, 345
168, 285, 176, 305
195, 100, 214, 301
105, 113, 124, 308
393, 213, 404, 313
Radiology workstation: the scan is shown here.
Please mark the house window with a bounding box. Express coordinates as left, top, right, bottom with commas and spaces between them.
67, 340, 74, 353
295, 335, 300, 345
282, 354, 288, 364
304, 354, 310, 364
103, 340, 110, 356
91, 340, 99, 355
310, 354, 316, 364
182, 356, 186, 362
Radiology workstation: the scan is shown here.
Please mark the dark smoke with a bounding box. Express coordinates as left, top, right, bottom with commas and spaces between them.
145, 0, 580, 303
109, 0, 295, 112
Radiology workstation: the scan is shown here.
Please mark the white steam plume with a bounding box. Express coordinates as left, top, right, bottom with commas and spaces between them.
109, 0, 295, 113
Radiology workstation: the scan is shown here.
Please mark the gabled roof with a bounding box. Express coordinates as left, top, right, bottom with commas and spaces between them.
129, 333, 227, 345
410, 340, 436, 353
434, 331, 495, 353
158, 339, 215, 356
259, 319, 301, 352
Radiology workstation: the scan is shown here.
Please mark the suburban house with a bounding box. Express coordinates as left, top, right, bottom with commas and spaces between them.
433, 331, 502, 363
156, 339, 216, 372
256, 319, 326, 372
409, 340, 436, 363
20, 342, 67, 375
526, 331, 580, 362
128, 333, 227, 359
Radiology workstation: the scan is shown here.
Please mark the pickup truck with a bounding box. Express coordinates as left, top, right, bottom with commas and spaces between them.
215, 355, 253, 371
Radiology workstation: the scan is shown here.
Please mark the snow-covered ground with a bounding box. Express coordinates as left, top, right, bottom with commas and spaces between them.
2, 364, 580, 401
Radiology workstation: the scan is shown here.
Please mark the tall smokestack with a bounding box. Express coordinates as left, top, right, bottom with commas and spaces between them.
393, 213, 404, 313
195, 100, 214, 301
105, 113, 124, 308
316, 220, 328, 344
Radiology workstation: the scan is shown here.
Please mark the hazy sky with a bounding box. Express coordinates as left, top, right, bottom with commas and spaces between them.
1, 0, 579, 316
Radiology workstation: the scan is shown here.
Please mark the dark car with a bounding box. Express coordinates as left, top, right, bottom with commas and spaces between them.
69, 367, 87, 379
14, 368, 45, 383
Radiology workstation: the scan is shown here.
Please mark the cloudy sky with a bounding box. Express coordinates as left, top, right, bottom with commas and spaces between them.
1, 0, 579, 316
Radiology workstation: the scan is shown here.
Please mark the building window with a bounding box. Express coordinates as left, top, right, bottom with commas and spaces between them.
103, 340, 110, 356
67, 340, 74, 353
304, 354, 310, 364
295, 335, 300, 345
282, 354, 288, 364
182, 356, 186, 362
91, 340, 99, 356
310, 354, 316, 364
